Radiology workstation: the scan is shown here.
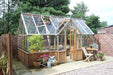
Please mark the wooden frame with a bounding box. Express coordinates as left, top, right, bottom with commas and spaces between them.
41, 16, 50, 34
18, 13, 96, 66
71, 19, 82, 34
1, 33, 13, 75
18, 48, 66, 67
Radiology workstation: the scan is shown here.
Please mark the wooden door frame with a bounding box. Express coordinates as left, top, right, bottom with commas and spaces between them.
70, 29, 77, 61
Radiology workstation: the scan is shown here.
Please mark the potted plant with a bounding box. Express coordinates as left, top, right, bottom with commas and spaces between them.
33, 59, 41, 68
39, 54, 49, 64
28, 35, 45, 52
0, 53, 8, 75
89, 44, 93, 48
33, 54, 49, 68
96, 51, 104, 61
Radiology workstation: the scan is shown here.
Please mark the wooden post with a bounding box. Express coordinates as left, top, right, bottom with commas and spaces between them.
8, 33, 13, 75
27, 35, 29, 52
64, 29, 67, 50
47, 36, 51, 49
70, 30, 71, 46
49, 36, 51, 49
57, 35, 59, 51
54, 36, 56, 49
64, 29, 67, 62
73, 30, 77, 61
57, 35, 59, 63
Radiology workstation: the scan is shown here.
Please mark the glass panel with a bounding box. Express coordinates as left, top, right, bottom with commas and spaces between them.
50, 26, 55, 33
38, 18, 44, 26
38, 26, 46, 34
33, 16, 39, 25
47, 25, 52, 32
67, 22, 76, 29
28, 18, 36, 34
57, 22, 66, 33
76, 30, 80, 34
72, 19, 86, 34
42, 27, 46, 33
19, 20, 26, 34
79, 20, 93, 34
46, 21, 52, 25
33, 16, 43, 26
58, 18, 65, 21
23, 15, 31, 30
18, 35, 28, 52
51, 18, 59, 28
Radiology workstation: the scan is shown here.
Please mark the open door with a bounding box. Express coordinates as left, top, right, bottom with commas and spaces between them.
70, 29, 77, 61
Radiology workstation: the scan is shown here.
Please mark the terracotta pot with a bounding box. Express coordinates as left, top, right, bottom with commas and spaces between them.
0, 70, 2, 75
98, 57, 102, 61
33, 61, 41, 68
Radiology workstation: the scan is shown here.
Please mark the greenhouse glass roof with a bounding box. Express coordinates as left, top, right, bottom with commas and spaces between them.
18, 13, 94, 35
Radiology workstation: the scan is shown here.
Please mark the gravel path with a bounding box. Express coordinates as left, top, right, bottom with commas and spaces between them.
57, 61, 113, 75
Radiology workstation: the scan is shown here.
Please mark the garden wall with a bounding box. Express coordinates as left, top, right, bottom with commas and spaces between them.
18, 48, 66, 67
95, 34, 113, 56
12, 36, 18, 57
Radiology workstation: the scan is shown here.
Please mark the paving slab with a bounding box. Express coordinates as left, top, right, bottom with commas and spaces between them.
13, 56, 113, 75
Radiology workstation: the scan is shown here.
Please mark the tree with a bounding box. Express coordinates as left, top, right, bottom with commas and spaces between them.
0, 0, 20, 35
0, 0, 70, 35
85, 14, 106, 34
13, 0, 70, 15
71, 2, 88, 19
100, 21, 107, 27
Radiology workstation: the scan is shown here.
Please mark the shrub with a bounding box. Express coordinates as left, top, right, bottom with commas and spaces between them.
28, 35, 45, 52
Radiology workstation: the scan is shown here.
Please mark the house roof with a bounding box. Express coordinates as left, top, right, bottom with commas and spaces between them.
18, 13, 94, 35
97, 25, 113, 30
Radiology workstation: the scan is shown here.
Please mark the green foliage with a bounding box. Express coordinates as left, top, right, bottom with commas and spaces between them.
0, 0, 20, 35
0, 0, 70, 35
99, 53, 104, 57
100, 21, 107, 27
85, 14, 106, 34
96, 52, 104, 58
28, 35, 45, 52
0, 53, 9, 75
0, 53, 8, 68
72, 2, 88, 19
67, 34, 70, 41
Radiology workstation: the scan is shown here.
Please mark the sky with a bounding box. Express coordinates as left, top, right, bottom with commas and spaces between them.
69, 0, 113, 26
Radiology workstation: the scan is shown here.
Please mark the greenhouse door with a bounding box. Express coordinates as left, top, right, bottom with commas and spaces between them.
70, 29, 77, 61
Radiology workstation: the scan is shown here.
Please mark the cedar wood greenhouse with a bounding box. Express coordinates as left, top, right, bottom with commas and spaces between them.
18, 13, 98, 67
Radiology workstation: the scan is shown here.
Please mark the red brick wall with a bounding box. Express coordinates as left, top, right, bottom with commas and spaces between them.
97, 26, 113, 34
95, 34, 113, 56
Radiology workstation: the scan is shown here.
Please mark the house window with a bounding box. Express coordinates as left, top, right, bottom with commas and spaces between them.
98, 31, 106, 34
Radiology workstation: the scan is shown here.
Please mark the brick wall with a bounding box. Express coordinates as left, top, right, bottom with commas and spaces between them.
95, 34, 113, 56
12, 36, 18, 57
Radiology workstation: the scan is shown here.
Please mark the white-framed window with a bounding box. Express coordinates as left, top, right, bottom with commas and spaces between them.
98, 31, 106, 34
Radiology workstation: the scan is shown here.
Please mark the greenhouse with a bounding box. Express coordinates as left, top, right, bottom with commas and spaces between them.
18, 13, 94, 50
18, 13, 98, 67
